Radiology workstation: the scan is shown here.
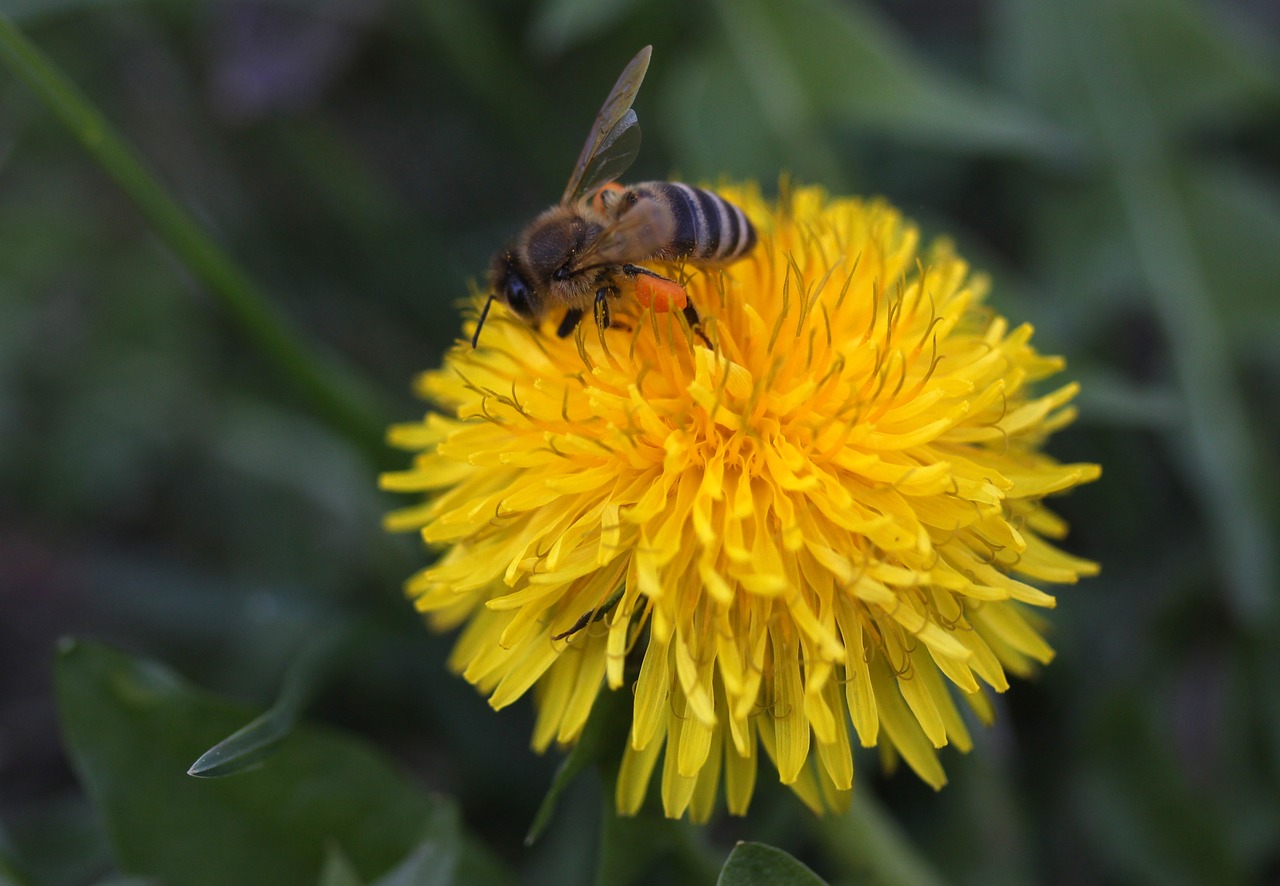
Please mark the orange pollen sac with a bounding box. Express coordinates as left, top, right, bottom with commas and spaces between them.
634, 274, 687, 312
591, 181, 626, 213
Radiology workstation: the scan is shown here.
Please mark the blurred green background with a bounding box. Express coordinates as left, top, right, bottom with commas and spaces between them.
1, 0, 1278, 883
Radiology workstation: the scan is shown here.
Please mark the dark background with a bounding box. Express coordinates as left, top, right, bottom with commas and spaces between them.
1, 0, 1278, 883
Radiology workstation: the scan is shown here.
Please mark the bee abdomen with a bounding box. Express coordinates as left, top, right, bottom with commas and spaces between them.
637, 182, 756, 265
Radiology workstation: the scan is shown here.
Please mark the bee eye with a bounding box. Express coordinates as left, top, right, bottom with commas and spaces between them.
504, 274, 534, 318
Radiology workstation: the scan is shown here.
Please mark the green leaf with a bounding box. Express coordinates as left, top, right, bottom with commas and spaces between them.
585, 689, 722, 886
0, 0, 120, 20
994, 0, 1280, 134
594, 805, 723, 886
1244, 642, 1280, 864
1111, 0, 1280, 130
1176, 162, 1280, 360
1067, 367, 1181, 430
815, 790, 947, 886
319, 846, 366, 886
54, 638, 472, 885
189, 625, 346, 778
660, 44, 844, 188
1061, 0, 1276, 621
1074, 693, 1245, 885
0, 13, 390, 453
330, 805, 508, 886
526, 0, 646, 57
0, 795, 112, 886
0, 842, 35, 886
717, 843, 827, 886
714, 0, 1077, 162
368, 803, 459, 886
415, 0, 559, 187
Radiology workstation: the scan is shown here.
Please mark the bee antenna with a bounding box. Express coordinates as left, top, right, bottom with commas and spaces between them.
471, 295, 494, 348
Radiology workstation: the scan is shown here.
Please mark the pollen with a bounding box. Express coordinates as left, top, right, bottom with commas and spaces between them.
634, 273, 687, 311
382, 182, 1100, 821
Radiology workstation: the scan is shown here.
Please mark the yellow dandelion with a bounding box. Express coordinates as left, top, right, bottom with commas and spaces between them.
381, 182, 1100, 821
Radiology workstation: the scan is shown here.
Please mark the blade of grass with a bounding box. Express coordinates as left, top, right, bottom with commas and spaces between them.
1063, 0, 1276, 622
0, 14, 392, 454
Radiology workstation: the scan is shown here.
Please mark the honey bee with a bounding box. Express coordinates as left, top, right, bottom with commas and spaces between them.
473, 45, 757, 347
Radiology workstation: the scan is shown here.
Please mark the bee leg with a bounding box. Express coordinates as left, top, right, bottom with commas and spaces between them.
621, 265, 707, 346
588, 290, 633, 333
591, 181, 627, 215
623, 264, 688, 313
593, 286, 617, 331
556, 308, 585, 338
682, 298, 713, 348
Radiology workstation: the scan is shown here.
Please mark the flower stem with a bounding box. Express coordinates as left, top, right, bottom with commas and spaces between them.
816, 790, 947, 886
0, 14, 391, 454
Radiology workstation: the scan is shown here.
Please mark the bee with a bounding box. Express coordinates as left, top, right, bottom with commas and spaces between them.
473, 45, 757, 347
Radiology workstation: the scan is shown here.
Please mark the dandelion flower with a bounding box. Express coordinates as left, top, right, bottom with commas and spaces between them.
381, 183, 1100, 821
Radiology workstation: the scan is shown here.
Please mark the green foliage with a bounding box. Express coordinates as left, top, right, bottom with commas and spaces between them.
0, 14, 391, 454
187, 625, 346, 778
55, 639, 503, 885
717, 842, 826, 886
1, 0, 1277, 883
524, 677, 629, 847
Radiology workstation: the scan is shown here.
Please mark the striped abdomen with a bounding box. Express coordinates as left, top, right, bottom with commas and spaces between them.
632, 182, 757, 265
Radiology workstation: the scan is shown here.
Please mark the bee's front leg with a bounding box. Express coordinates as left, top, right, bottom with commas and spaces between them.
593, 286, 614, 330
590, 269, 632, 333
556, 308, 585, 337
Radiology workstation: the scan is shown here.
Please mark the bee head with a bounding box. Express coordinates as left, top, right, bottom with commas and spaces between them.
489, 251, 542, 322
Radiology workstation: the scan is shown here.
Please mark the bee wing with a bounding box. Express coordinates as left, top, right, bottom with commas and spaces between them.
573, 112, 641, 202
561, 46, 652, 206
573, 196, 673, 268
